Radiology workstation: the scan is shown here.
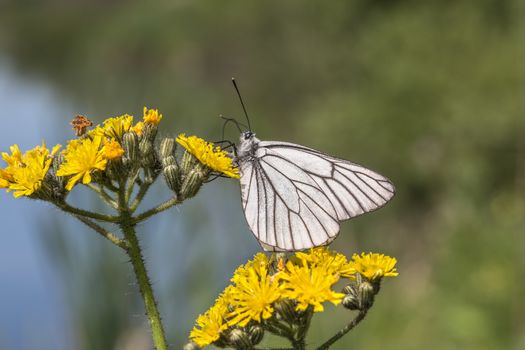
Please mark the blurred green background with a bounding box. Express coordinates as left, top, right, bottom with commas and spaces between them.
0, 0, 524, 349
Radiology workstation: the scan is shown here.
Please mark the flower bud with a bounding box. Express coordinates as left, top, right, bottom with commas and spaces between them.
342, 284, 359, 310
122, 132, 140, 165
159, 137, 176, 159
107, 158, 127, 181
52, 152, 66, 189
342, 293, 359, 310
274, 299, 297, 323
30, 174, 58, 202
139, 139, 158, 169
228, 329, 252, 350
45, 174, 66, 202
358, 281, 375, 309
163, 164, 181, 194
182, 342, 201, 350
343, 284, 358, 295
248, 325, 264, 345
142, 123, 158, 142
179, 168, 206, 199
181, 150, 198, 175
162, 155, 177, 167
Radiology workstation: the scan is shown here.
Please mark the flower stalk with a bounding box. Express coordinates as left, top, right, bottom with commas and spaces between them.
121, 221, 168, 350
315, 309, 368, 350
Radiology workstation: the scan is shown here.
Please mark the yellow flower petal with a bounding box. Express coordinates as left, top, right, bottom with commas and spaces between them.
227, 253, 281, 327
102, 139, 125, 160
279, 259, 344, 312
350, 253, 399, 281
190, 300, 228, 347
0, 143, 61, 198
143, 107, 162, 125
57, 136, 107, 191
131, 121, 145, 136
176, 134, 239, 179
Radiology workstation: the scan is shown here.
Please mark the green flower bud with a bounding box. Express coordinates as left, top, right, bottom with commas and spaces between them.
179, 167, 206, 199
343, 284, 357, 296
163, 164, 181, 194
162, 155, 177, 167
122, 132, 140, 165
139, 139, 158, 169
142, 123, 158, 142
181, 150, 198, 175
52, 153, 66, 189
274, 298, 297, 323
342, 293, 359, 310
228, 329, 252, 350
29, 174, 60, 202
358, 281, 375, 309
248, 325, 264, 345
159, 137, 176, 159
46, 174, 66, 202
182, 342, 201, 350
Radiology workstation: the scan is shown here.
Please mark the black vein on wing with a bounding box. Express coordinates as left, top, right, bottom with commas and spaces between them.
261, 153, 339, 218
242, 163, 256, 210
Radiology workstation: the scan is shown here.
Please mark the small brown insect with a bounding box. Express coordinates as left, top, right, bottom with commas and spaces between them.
71, 115, 93, 136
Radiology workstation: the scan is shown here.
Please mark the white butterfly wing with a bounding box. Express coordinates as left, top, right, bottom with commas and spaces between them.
240, 141, 395, 251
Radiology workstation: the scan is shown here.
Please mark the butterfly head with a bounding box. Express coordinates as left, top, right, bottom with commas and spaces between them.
236, 131, 259, 160
241, 131, 255, 141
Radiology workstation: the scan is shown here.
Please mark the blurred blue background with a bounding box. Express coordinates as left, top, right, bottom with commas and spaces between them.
0, 1, 524, 349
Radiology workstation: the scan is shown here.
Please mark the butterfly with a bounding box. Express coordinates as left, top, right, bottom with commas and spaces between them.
228, 79, 395, 251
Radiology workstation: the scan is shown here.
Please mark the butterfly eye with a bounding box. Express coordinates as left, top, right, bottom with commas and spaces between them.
244, 132, 253, 140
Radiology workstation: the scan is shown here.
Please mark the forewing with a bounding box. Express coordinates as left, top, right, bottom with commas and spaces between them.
239, 153, 341, 251
259, 141, 395, 221
240, 141, 395, 251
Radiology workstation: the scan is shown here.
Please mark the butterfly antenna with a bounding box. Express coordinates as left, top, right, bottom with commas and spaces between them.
220, 115, 245, 140
231, 77, 252, 131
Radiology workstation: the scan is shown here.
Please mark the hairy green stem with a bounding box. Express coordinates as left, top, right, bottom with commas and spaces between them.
86, 183, 119, 209
117, 179, 168, 350
57, 202, 121, 223
122, 222, 168, 350
130, 179, 153, 212
133, 196, 179, 223
315, 310, 368, 350
125, 168, 142, 204
292, 339, 306, 350
73, 215, 127, 249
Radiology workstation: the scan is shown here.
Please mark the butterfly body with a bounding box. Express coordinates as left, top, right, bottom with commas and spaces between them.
235, 132, 395, 252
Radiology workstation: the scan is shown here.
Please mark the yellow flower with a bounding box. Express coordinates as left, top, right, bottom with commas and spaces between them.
295, 247, 356, 279
176, 134, 239, 179
143, 107, 162, 125
227, 253, 281, 327
190, 300, 229, 347
0, 143, 61, 198
102, 139, 125, 160
131, 121, 144, 136
2, 144, 23, 168
0, 174, 9, 188
350, 253, 399, 281
90, 115, 133, 140
56, 136, 107, 191
279, 259, 344, 312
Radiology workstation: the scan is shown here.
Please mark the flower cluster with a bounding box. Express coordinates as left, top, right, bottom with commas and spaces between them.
188, 248, 398, 349
1, 108, 238, 201
0, 143, 61, 198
